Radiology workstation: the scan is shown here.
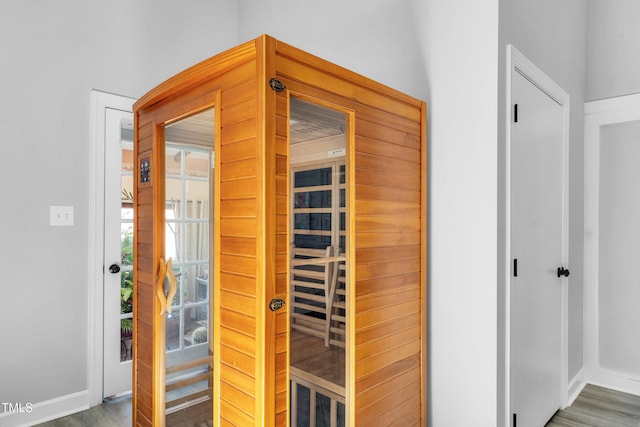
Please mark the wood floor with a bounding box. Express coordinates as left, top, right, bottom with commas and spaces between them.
290, 329, 345, 389
35, 394, 131, 427
547, 384, 640, 426
36, 383, 640, 426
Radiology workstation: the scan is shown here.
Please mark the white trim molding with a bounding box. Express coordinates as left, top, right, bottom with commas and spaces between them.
88, 90, 135, 407
504, 45, 571, 426
567, 367, 586, 407
584, 92, 640, 396
0, 391, 88, 427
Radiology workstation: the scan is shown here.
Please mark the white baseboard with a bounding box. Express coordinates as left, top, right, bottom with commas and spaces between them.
0, 390, 89, 427
567, 367, 586, 407
586, 366, 640, 397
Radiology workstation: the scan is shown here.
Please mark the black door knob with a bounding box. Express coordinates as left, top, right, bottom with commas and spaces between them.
557, 267, 570, 278
109, 263, 121, 274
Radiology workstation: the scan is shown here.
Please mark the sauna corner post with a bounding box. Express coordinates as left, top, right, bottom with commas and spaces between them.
257, 34, 279, 427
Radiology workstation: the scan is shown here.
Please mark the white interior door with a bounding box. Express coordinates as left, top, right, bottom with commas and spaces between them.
510, 70, 565, 427
103, 108, 135, 397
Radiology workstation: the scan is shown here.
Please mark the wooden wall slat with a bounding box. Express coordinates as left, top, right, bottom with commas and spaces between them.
217, 62, 259, 424
356, 215, 421, 234
275, 40, 422, 109
276, 55, 421, 122
355, 199, 420, 217
220, 381, 256, 417
356, 312, 421, 346
220, 177, 258, 199
355, 340, 421, 379
355, 167, 420, 191
356, 286, 420, 313
220, 343, 256, 376
358, 360, 416, 406
356, 272, 421, 297
222, 98, 258, 126
220, 272, 257, 295
219, 253, 257, 277
355, 135, 420, 164
356, 245, 420, 264
271, 76, 422, 137
220, 198, 257, 218
356, 152, 421, 176
356, 326, 420, 362
220, 307, 257, 337
220, 289, 257, 317
356, 258, 421, 281
356, 353, 420, 393
221, 117, 258, 143
354, 184, 420, 204
220, 395, 256, 425
355, 118, 422, 150
220, 157, 257, 181
220, 326, 258, 360
219, 138, 257, 163
356, 232, 421, 248
355, 300, 420, 330
222, 78, 259, 107
357, 377, 421, 425
219, 218, 257, 237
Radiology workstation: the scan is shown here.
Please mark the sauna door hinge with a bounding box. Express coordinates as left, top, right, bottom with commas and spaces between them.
513, 413, 517, 427
269, 78, 286, 92
514, 104, 518, 123
513, 258, 518, 277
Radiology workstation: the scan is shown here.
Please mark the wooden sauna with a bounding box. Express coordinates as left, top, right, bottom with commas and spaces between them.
132, 34, 427, 426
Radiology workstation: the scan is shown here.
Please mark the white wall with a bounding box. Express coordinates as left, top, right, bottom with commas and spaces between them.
239, 1, 501, 425
0, 0, 239, 423
241, 1, 500, 425
421, 1, 500, 425
497, 0, 588, 423
587, 0, 640, 101
598, 120, 640, 377
238, 0, 428, 99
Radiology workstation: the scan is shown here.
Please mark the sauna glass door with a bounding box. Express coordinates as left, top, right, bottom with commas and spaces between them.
288, 97, 348, 426
163, 108, 215, 425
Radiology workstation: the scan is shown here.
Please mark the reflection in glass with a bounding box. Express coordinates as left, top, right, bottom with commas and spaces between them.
163, 108, 214, 425
120, 141, 134, 363
289, 98, 347, 426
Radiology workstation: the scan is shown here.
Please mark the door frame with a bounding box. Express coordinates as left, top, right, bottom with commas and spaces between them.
503, 45, 570, 425
584, 92, 640, 395
88, 90, 136, 406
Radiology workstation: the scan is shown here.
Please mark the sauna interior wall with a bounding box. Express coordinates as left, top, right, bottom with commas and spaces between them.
272, 40, 426, 425
133, 40, 267, 426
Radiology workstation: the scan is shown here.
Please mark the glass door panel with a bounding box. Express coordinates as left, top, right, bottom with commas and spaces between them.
163, 108, 214, 426
104, 109, 136, 398
289, 97, 348, 426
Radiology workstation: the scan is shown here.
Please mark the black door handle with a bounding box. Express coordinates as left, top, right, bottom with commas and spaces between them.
109, 263, 121, 274
557, 267, 570, 278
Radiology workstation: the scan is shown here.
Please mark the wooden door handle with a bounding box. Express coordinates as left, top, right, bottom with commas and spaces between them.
156, 258, 167, 316
165, 258, 177, 314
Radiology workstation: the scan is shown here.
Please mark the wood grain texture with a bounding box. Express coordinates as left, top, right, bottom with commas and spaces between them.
274, 36, 426, 425
133, 34, 425, 426
134, 39, 262, 427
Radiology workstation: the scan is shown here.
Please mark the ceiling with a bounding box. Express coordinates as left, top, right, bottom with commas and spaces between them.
290, 97, 345, 144
157, 97, 345, 147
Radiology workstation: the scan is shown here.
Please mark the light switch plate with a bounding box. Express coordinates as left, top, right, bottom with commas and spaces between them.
50, 206, 74, 226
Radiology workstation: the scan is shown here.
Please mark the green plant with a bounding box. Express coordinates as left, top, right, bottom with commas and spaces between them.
120, 226, 134, 334
192, 326, 208, 344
